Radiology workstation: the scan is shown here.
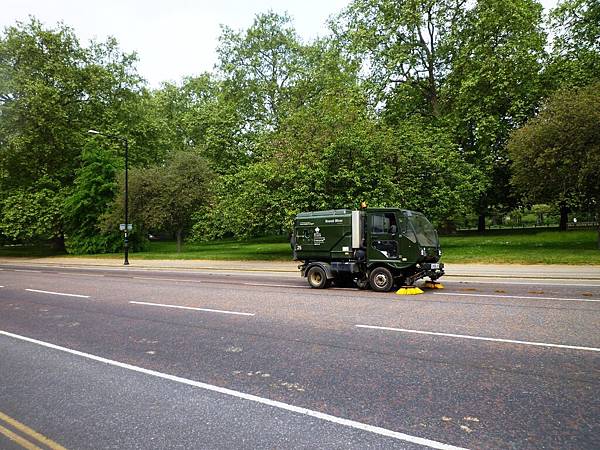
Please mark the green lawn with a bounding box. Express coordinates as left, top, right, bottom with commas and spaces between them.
2, 230, 599, 264
439, 230, 600, 264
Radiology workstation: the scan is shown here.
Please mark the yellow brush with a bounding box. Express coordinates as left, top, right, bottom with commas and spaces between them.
423, 281, 444, 289
396, 286, 424, 295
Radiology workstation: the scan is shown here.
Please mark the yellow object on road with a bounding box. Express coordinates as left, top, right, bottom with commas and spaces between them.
423, 281, 445, 289
396, 286, 424, 295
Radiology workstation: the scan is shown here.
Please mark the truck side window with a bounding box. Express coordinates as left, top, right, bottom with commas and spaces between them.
371, 213, 396, 234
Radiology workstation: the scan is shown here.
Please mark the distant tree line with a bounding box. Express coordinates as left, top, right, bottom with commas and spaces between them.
1, 0, 599, 253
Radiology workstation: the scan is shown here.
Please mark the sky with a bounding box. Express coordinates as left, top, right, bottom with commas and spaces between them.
2, 0, 558, 88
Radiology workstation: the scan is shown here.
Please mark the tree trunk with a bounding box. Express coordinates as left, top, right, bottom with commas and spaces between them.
50, 234, 66, 252
559, 204, 569, 231
176, 229, 183, 253
477, 214, 486, 233
597, 209, 600, 250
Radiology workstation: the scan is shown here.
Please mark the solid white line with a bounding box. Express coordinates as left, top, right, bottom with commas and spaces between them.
129, 301, 254, 316
445, 279, 600, 288
25, 289, 90, 298
435, 291, 600, 303
355, 325, 600, 353
0, 331, 467, 450
15, 269, 41, 273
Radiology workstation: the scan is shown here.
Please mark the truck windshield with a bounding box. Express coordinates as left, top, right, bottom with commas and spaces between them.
407, 213, 438, 247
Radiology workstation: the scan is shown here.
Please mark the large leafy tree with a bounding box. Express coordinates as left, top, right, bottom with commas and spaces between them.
62, 143, 122, 254
508, 82, 600, 244
217, 12, 306, 133
334, 0, 466, 118
443, 0, 546, 230
106, 151, 214, 252
0, 18, 153, 247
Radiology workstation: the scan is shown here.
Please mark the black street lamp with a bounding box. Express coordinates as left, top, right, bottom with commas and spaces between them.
88, 129, 130, 265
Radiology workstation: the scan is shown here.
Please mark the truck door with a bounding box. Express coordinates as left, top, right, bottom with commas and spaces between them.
368, 212, 399, 259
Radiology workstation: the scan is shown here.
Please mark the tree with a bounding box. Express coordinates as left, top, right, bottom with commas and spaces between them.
442, 0, 546, 231
334, 0, 466, 118
217, 12, 306, 132
0, 180, 66, 248
106, 151, 214, 252
508, 82, 600, 245
62, 143, 122, 254
546, 0, 600, 89
0, 18, 153, 247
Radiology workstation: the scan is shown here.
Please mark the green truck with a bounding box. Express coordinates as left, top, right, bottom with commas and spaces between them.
292, 208, 444, 292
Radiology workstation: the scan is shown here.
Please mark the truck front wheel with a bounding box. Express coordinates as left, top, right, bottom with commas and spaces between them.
369, 267, 394, 292
307, 266, 330, 289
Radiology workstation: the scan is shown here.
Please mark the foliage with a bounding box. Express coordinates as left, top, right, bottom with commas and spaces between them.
546, 0, 600, 88
0, 18, 154, 247
62, 143, 122, 254
443, 0, 546, 223
508, 82, 600, 245
0, 180, 65, 243
105, 151, 214, 252
334, 0, 464, 117
217, 12, 306, 132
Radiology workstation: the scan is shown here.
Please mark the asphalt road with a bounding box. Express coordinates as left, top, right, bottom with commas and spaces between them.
0, 264, 598, 449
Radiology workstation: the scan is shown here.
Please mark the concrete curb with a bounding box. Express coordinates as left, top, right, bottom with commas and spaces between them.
2, 257, 599, 280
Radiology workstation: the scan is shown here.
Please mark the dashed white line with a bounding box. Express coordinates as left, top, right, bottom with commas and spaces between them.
435, 291, 600, 303
25, 289, 90, 299
0, 330, 468, 450
133, 276, 202, 283
56, 272, 105, 277
243, 282, 302, 288
129, 301, 254, 316
15, 269, 41, 273
356, 325, 600, 352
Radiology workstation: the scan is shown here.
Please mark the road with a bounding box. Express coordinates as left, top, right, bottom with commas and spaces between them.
0, 263, 598, 449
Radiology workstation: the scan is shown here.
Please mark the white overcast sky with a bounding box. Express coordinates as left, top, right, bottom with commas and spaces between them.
2, 0, 558, 88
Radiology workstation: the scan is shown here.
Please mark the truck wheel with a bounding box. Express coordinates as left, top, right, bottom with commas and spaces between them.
369, 267, 394, 292
307, 266, 329, 289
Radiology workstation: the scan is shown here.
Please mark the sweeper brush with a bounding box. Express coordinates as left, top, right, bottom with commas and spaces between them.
396, 286, 424, 295
423, 281, 444, 289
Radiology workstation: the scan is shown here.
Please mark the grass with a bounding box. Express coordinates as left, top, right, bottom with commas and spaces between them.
1, 230, 599, 265
439, 230, 600, 265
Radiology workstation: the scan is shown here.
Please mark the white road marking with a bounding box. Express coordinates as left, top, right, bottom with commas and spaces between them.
56, 272, 105, 277
435, 291, 600, 303
445, 279, 600, 288
129, 301, 254, 316
25, 289, 90, 299
133, 276, 202, 283
0, 331, 468, 450
15, 269, 41, 273
356, 325, 600, 353
243, 282, 302, 288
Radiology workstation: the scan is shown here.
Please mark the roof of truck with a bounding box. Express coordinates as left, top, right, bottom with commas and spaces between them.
295, 209, 352, 218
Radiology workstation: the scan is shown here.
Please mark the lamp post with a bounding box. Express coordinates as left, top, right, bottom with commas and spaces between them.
88, 129, 130, 265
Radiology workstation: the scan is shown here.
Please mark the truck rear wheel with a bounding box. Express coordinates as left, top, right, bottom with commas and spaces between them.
369, 267, 394, 292
307, 266, 329, 289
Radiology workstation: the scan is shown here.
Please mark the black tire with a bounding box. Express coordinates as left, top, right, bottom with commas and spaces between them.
307, 266, 329, 289
369, 267, 394, 292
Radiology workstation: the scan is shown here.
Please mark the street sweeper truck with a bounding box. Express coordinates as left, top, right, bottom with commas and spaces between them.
292, 207, 444, 293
